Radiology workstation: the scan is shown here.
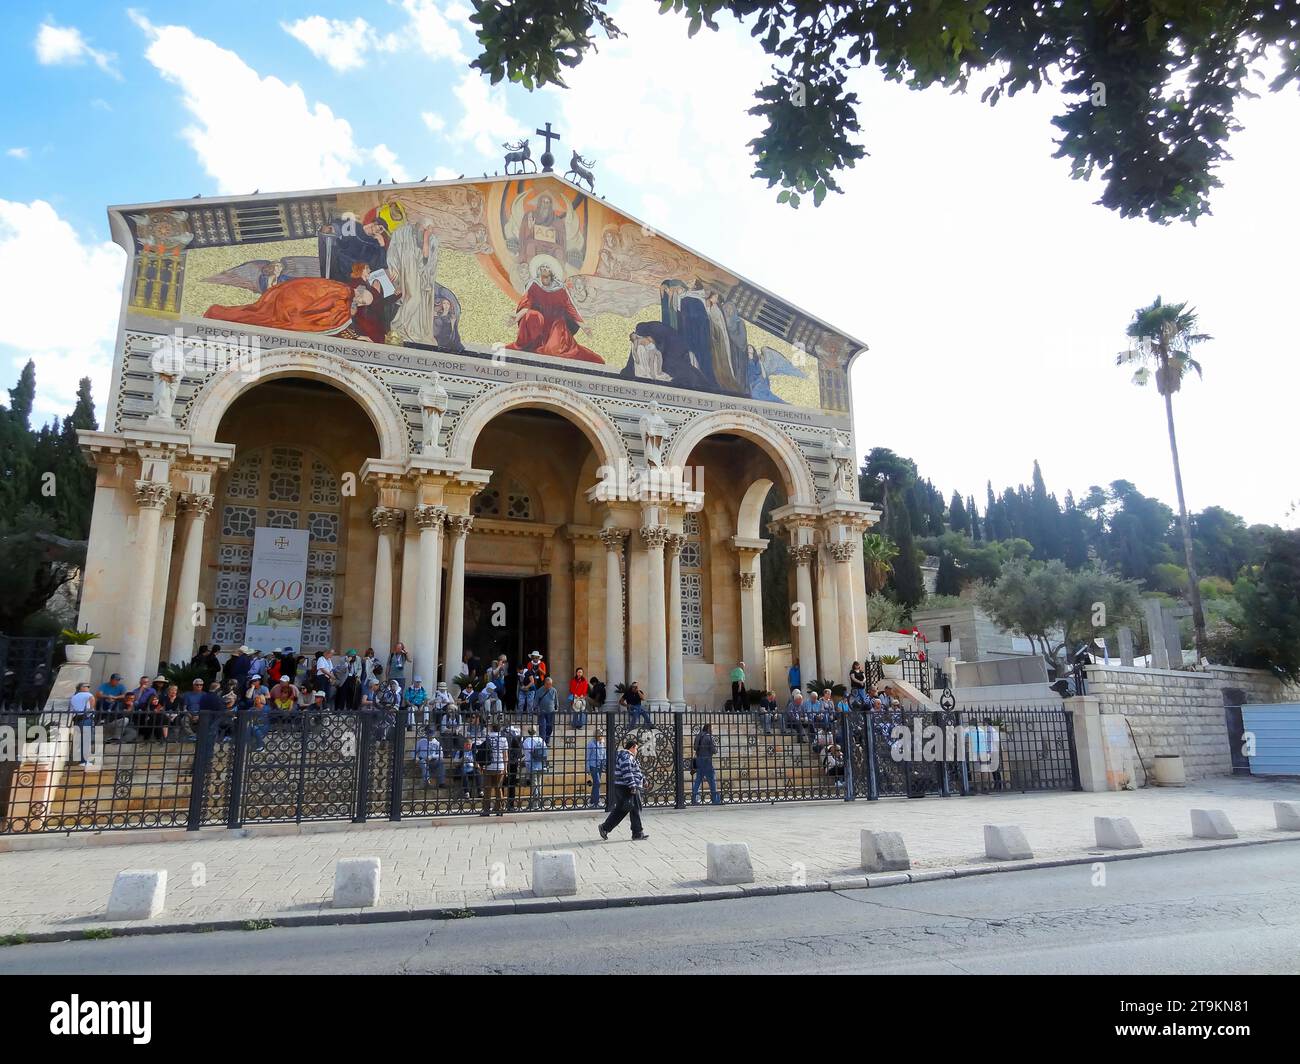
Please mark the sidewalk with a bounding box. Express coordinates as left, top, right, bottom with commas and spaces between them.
2, 777, 1298, 941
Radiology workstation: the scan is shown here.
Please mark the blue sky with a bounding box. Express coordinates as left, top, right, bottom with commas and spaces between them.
2, 2, 1297, 527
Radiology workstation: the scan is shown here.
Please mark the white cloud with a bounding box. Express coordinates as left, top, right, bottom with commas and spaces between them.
421, 111, 446, 133
281, 15, 401, 72
369, 144, 411, 183
400, 0, 468, 63
6, 147, 30, 160
131, 12, 406, 194
0, 200, 123, 420
432, 166, 459, 180
34, 21, 120, 78
286, 3, 464, 70
449, 71, 525, 157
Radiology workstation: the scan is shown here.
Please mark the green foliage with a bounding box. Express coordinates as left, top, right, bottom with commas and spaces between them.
468, 1, 1300, 222
162, 660, 208, 688
976, 559, 1143, 671
935, 551, 962, 597
1151, 563, 1189, 597
1214, 530, 1300, 683
877, 655, 899, 666
860, 532, 898, 593
59, 627, 101, 645
863, 592, 908, 634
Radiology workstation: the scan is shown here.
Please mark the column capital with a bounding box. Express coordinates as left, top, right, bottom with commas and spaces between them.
828, 541, 857, 563
414, 503, 447, 530
371, 505, 406, 534
665, 532, 686, 558
599, 527, 630, 551
178, 491, 215, 517
446, 513, 475, 538
738, 572, 756, 590
134, 480, 172, 510
639, 525, 671, 549
789, 544, 818, 566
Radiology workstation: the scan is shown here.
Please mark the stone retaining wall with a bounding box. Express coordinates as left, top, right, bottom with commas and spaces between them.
1084, 663, 1297, 781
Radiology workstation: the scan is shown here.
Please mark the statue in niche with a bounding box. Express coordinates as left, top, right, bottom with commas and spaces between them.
639, 400, 668, 470
148, 335, 185, 425
418, 371, 449, 456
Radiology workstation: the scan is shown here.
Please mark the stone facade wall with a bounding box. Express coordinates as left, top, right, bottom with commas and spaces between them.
1085, 663, 1297, 781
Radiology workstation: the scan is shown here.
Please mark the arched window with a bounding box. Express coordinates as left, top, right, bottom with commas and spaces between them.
680, 511, 704, 658
211, 446, 342, 651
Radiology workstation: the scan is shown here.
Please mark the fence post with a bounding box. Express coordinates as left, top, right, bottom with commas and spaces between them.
957, 711, 971, 796
354, 712, 373, 824
936, 711, 950, 798
389, 710, 406, 820
604, 710, 615, 813
673, 708, 685, 810
225, 709, 249, 829
841, 711, 854, 801
186, 710, 215, 831
864, 713, 879, 801
1064, 709, 1082, 791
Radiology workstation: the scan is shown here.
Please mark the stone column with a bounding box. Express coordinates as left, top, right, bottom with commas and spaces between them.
442, 514, 474, 689
830, 539, 859, 678
570, 560, 592, 677
599, 528, 628, 705
789, 544, 818, 691
369, 506, 404, 660
641, 524, 670, 708
412, 505, 446, 687
666, 533, 685, 707
146, 496, 178, 670
120, 480, 172, 683
738, 571, 756, 690
166, 492, 214, 666
814, 543, 841, 684
397, 520, 420, 651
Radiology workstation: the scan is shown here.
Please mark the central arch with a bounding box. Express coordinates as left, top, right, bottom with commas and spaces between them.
448, 380, 626, 471
665, 409, 816, 504
186, 347, 410, 460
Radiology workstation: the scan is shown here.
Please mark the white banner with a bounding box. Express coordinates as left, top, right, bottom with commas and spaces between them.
244, 527, 309, 652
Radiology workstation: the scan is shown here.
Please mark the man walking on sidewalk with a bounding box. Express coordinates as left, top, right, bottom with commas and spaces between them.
479, 717, 510, 817
598, 737, 649, 841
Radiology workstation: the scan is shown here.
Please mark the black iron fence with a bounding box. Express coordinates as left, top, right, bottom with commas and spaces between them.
898, 648, 932, 696
0, 701, 1079, 835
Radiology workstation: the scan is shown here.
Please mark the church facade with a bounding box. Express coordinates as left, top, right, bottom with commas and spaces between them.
78, 174, 878, 706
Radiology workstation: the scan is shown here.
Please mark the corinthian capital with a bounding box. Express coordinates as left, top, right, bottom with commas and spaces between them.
738, 572, 756, 590
639, 525, 671, 549
179, 492, 215, 518
829, 542, 857, 563
599, 527, 630, 552
414, 504, 447, 530
134, 480, 172, 511
371, 505, 406, 534
446, 514, 475, 538
789, 544, 818, 566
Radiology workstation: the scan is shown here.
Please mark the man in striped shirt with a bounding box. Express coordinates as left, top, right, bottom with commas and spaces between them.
598, 737, 650, 841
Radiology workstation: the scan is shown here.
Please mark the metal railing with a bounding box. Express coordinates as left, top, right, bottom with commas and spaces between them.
0, 701, 1079, 835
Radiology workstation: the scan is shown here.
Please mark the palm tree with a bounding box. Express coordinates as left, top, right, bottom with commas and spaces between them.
1118, 296, 1210, 660
861, 533, 899, 593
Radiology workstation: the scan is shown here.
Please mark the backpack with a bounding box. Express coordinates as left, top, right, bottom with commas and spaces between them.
473, 737, 492, 767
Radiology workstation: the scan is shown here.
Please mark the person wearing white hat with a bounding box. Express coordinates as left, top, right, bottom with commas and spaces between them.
432, 680, 453, 730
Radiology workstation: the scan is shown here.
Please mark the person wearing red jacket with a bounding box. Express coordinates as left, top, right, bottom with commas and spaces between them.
569, 668, 589, 729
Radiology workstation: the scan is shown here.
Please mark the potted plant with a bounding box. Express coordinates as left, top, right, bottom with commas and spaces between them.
60, 627, 101, 664
880, 655, 902, 679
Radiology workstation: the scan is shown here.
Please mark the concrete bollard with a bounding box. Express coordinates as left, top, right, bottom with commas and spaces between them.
706, 842, 754, 885
532, 850, 578, 897
984, 824, 1033, 861
333, 857, 381, 907
1190, 808, 1237, 840
106, 869, 167, 920
860, 830, 911, 872
1274, 802, 1300, 831
1094, 816, 1143, 850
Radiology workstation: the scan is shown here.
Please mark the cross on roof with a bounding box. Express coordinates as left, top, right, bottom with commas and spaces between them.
535, 121, 561, 171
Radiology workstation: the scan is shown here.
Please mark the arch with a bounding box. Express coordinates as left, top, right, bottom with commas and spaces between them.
448, 380, 626, 471
186, 348, 409, 460
665, 410, 816, 504
737, 478, 774, 540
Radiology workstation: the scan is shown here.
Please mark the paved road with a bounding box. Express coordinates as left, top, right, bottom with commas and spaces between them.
3, 846, 1298, 974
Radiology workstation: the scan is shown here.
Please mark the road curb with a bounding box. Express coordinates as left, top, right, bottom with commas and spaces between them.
3, 833, 1298, 947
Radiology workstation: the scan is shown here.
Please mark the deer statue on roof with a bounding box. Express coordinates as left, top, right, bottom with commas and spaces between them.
565, 150, 596, 192
502, 139, 537, 175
